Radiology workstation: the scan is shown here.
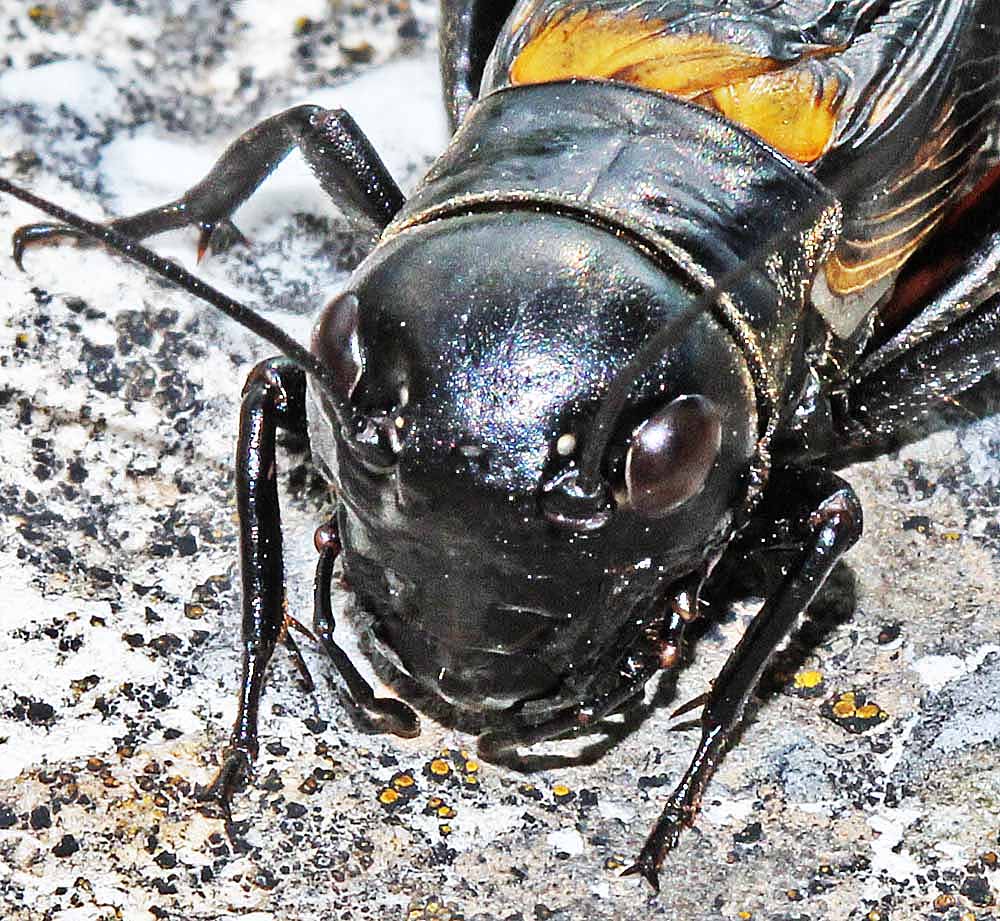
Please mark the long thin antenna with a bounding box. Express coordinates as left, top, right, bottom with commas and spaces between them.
0, 177, 349, 424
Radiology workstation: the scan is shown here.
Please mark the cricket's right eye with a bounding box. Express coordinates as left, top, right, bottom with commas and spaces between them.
313, 291, 364, 400
313, 291, 407, 475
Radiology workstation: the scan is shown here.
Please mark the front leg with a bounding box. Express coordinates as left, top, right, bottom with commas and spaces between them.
628, 466, 863, 889
14, 105, 403, 266
312, 518, 419, 737
198, 357, 307, 839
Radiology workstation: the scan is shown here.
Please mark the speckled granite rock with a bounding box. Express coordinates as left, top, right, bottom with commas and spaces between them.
0, 4, 998, 920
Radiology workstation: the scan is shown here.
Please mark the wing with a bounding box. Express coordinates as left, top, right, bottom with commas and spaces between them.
813, 1, 1000, 309
482, 0, 1000, 332
439, 0, 520, 129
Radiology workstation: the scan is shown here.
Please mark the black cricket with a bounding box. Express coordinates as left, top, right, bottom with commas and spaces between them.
3, 0, 999, 891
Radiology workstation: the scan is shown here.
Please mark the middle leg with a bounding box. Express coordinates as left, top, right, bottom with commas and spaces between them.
14, 105, 403, 266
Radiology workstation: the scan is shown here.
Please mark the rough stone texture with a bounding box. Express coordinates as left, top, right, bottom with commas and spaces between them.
0, 3, 998, 920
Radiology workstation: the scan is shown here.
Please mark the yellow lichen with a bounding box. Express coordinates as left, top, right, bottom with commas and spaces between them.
832, 695, 857, 718
794, 670, 823, 689
429, 759, 451, 777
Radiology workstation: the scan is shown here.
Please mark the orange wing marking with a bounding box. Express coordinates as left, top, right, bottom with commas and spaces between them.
825, 228, 940, 296
711, 67, 841, 164
510, 10, 841, 164
510, 11, 779, 97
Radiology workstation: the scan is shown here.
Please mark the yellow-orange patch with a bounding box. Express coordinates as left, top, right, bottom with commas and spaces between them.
510, 11, 778, 99
712, 67, 840, 163
793, 669, 824, 690
510, 10, 841, 164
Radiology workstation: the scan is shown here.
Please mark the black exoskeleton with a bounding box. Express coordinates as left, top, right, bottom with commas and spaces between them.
3, 0, 999, 892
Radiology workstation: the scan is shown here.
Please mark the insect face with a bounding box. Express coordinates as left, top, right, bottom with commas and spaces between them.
309, 209, 758, 712
4, 0, 1000, 905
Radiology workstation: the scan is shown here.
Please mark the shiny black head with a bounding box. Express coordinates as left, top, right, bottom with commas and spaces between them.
309, 210, 758, 715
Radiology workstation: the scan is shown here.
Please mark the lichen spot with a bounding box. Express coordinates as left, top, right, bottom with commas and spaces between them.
790, 667, 826, 698
378, 787, 400, 807
797, 669, 823, 689
793, 669, 824, 690
832, 692, 858, 719
428, 758, 452, 778
392, 772, 416, 790
552, 783, 574, 802
822, 689, 889, 733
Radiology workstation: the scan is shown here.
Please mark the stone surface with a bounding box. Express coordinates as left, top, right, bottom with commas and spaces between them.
0, 3, 998, 920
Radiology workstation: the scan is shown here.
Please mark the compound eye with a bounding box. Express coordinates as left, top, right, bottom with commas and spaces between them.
624, 395, 721, 517
312, 291, 363, 400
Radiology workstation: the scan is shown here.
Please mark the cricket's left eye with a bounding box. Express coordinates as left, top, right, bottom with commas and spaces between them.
624, 395, 721, 517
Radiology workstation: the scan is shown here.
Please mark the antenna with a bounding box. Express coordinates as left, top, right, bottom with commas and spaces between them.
0, 177, 350, 425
